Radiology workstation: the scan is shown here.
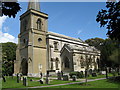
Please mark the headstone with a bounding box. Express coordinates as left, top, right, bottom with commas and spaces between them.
47, 71, 49, 76
49, 71, 56, 76
81, 71, 84, 74
45, 71, 49, 84
57, 71, 62, 80
101, 71, 106, 75
45, 77, 49, 84
72, 75, 76, 81
89, 69, 92, 75
39, 79, 44, 84
40, 72, 43, 78
23, 76, 28, 86
63, 75, 69, 81
80, 71, 84, 78
2, 75, 6, 82
30, 79, 33, 81
19, 73, 23, 81
21, 76, 23, 81
61, 71, 63, 77
92, 73, 97, 77
17, 73, 20, 83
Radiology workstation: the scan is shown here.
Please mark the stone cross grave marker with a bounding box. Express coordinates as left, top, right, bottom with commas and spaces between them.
63, 75, 69, 81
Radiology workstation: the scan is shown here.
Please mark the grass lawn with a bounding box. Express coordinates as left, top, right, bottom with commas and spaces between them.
86, 73, 113, 79
51, 73, 113, 79
45, 79, 120, 88
2, 74, 120, 88
2, 76, 78, 88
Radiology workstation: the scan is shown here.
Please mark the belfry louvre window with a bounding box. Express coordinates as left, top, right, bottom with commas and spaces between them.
37, 19, 41, 30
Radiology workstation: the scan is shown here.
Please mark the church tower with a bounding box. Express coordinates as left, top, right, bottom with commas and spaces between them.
14, 0, 48, 77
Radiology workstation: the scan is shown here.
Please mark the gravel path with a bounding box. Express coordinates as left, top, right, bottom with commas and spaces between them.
28, 78, 106, 88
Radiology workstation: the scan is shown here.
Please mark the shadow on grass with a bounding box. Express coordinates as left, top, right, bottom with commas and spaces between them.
107, 76, 120, 86
78, 83, 92, 86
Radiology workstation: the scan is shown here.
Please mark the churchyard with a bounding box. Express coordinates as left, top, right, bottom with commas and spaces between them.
2, 71, 120, 89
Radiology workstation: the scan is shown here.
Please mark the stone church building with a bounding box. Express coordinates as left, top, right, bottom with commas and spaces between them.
14, 1, 100, 77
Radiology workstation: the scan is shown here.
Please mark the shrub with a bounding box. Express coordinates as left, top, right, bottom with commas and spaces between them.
111, 71, 117, 76
69, 72, 77, 78
92, 73, 97, 77
69, 71, 84, 78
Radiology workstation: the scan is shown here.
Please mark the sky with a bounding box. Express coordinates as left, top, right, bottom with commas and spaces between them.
0, 2, 108, 43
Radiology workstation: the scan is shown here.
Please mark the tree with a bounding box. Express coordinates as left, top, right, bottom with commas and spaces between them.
109, 48, 120, 64
85, 38, 104, 50
85, 38, 119, 70
100, 39, 119, 68
1, 0, 21, 18
2, 42, 17, 75
85, 55, 92, 85
96, 1, 120, 41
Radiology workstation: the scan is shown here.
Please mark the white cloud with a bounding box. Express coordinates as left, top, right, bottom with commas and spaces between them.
77, 30, 82, 35
0, 32, 18, 43
0, 16, 17, 43
4, 26, 9, 32
0, 16, 8, 30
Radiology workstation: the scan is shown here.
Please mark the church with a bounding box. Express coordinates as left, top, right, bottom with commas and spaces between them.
14, 1, 100, 77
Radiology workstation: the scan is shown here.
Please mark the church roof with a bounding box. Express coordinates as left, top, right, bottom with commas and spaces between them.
67, 44, 99, 52
28, 0, 40, 11
47, 31, 84, 43
60, 44, 100, 55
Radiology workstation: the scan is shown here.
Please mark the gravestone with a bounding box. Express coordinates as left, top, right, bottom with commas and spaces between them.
61, 71, 63, 77
100, 71, 106, 75
45, 71, 49, 84
30, 79, 33, 81
48, 70, 56, 76
40, 72, 43, 78
39, 79, 43, 84
57, 71, 62, 80
89, 69, 92, 75
2, 75, 6, 82
63, 75, 69, 81
92, 73, 97, 77
72, 75, 76, 81
21, 76, 23, 81
39, 77, 44, 84
45, 77, 49, 84
23, 76, 28, 86
19, 73, 23, 81
17, 73, 20, 83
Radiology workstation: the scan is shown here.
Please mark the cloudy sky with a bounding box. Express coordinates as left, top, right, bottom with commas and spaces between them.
0, 2, 108, 43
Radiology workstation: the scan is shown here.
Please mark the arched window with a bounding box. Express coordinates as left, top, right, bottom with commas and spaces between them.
56, 58, 59, 70
64, 57, 70, 68
37, 18, 42, 30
